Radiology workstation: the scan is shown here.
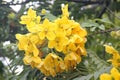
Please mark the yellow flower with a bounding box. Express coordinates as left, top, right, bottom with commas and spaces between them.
104, 45, 120, 67
61, 4, 69, 17
69, 34, 84, 43
76, 44, 87, 56
16, 33, 40, 57
55, 60, 65, 73
48, 37, 68, 52
55, 16, 76, 36
109, 55, 120, 67
104, 45, 119, 55
29, 34, 39, 44
100, 67, 120, 80
16, 34, 29, 50
37, 61, 51, 76
20, 8, 41, 32
72, 25, 87, 38
100, 73, 112, 80
37, 53, 65, 77
38, 19, 57, 40
111, 67, 120, 80
64, 52, 81, 70
23, 53, 41, 68
16, 4, 87, 77
63, 43, 77, 54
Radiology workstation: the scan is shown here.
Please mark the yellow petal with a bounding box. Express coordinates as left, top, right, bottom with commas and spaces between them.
33, 44, 39, 57
28, 8, 36, 17
48, 40, 56, 48
46, 32, 56, 40
79, 27, 87, 37
68, 43, 77, 51
55, 44, 63, 52
110, 67, 120, 80
36, 16, 41, 24
29, 34, 39, 44
62, 4, 69, 17
20, 16, 31, 24
104, 45, 118, 54
38, 32, 45, 40
32, 57, 41, 63
16, 34, 28, 50
100, 73, 112, 80
23, 55, 32, 65
50, 69, 56, 77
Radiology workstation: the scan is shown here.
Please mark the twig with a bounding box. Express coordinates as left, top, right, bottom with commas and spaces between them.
88, 27, 120, 36
97, 0, 111, 18
96, 27, 120, 34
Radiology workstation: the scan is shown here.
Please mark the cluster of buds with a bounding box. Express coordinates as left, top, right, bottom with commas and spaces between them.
111, 30, 120, 39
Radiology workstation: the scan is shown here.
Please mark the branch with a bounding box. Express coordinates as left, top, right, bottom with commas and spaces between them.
0, 0, 30, 6
96, 28, 120, 34
67, 0, 103, 5
97, 0, 111, 18
88, 27, 120, 36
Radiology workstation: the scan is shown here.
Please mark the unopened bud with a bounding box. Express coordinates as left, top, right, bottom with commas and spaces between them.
110, 31, 116, 37
116, 30, 120, 36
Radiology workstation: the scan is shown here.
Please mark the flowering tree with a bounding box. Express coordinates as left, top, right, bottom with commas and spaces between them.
0, 0, 120, 80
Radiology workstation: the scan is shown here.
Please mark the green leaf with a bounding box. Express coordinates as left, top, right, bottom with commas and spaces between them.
81, 21, 99, 28
90, 27, 96, 31
98, 24, 105, 30
73, 74, 93, 80
95, 18, 113, 25
43, 13, 57, 21
18, 67, 31, 80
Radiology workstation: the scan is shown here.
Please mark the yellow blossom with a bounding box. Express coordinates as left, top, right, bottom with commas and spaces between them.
55, 16, 76, 36
111, 67, 120, 80
100, 67, 120, 80
23, 53, 41, 68
100, 73, 112, 80
104, 45, 119, 54
48, 37, 68, 52
64, 52, 81, 70
16, 34, 29, 50
20, 8, 41, 32
37, 53, 65, 77
72, 25, 87, 38
37, 61, 51, 76
104, 45, 120, 67
76, 44, 87, 56
61, 4, 69, 17
38, 19, 57, 40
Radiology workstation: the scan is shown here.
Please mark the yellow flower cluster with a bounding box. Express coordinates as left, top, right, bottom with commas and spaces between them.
104, 45, 120, 67
100, 45, 120, 80
100, 67, 120, 80
16, 4, 87, 77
